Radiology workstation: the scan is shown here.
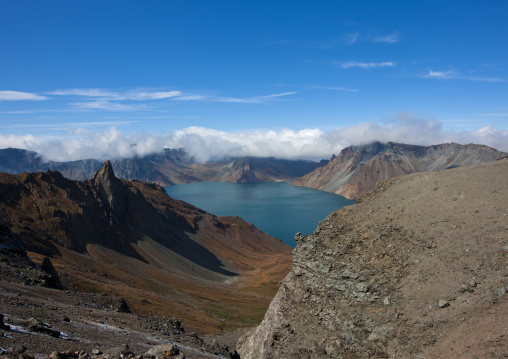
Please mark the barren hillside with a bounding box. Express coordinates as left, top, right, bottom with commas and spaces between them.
293, 142, 506, 200
0, 162, 292, 335
239, 158, 508, 358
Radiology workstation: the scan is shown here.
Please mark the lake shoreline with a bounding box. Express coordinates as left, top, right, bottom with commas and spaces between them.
165, 182, 354, 247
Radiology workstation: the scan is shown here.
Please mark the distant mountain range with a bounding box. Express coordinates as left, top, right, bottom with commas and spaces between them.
1, 142, 506, 202
292, 142, 507, 199
0, 147, 325, 185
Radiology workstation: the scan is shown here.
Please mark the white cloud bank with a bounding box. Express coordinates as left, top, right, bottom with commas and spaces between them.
1, 115, 507, 162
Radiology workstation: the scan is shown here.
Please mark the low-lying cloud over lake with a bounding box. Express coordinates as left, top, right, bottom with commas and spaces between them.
1, 116, 507, 162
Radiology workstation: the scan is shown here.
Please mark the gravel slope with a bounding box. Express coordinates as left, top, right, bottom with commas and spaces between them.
238, 158, 508, 358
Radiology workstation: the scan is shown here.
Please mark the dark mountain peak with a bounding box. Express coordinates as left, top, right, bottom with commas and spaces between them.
91, 160, 125, 210
93, 160, 116, 182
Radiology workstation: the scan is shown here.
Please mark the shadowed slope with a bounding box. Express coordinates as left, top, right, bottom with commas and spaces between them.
0, 162, 292, 333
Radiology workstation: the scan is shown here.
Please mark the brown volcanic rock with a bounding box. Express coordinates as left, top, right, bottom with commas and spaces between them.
238, 158, 508, 358
0, 162, 292, 334
293, 141, 507, 200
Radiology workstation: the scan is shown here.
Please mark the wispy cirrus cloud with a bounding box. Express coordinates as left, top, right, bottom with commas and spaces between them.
310, 85, 359, 92
372, 32, 399, 44
49, 88, 117, 98
172, 95, 208, 101
214, 92, 298, 104
1, 120, 139, 130
49, 88, 183, 101
272, 30, 399, 49
423, 70, 456, 80
0, 91, 48, 101
337, 61, 395, 69
71, 100, 147, 111
422, 70, 503, 82
2, 109, 77, 114
49, 87, 297, 106
1, 87, 300, 115
474, 113, 508, 117
343, 32, 360, 45
342, 31, 399, 45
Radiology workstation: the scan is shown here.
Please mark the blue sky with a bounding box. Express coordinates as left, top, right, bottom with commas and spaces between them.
1, 1, 507, 161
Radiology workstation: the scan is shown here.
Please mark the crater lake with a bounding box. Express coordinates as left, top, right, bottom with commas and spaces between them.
165, 182, 354, 247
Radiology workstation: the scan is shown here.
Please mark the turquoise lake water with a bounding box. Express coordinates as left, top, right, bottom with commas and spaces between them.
165, 182, 354, 247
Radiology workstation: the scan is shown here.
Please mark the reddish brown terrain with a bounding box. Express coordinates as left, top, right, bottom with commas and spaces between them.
0, 162, 292, 358
238, 157, 508, 358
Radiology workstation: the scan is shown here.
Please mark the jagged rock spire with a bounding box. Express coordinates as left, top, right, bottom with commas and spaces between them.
92, 160, 117, 184
91, 161, 124, 211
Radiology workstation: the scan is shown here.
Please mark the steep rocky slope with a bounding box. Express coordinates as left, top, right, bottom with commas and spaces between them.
213, 157, 325, 183
0, 148, 323, 185
238, 158, 508, 358
293, 142, 506, 200
0, 162, 292, 334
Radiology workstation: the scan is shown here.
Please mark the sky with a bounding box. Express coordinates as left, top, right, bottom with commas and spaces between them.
1, 0, 507, 162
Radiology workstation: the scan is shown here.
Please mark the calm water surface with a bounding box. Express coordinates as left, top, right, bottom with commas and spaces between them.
165, 182, 354, 247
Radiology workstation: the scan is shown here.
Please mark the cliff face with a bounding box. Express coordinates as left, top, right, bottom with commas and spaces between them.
0, 162, 292, 333
214, 156, 324, 183
238, 158, 508, 358
292, 142, 507, 200
0, 148, 322, 185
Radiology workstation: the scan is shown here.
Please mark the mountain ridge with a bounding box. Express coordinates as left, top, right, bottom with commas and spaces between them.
292, 141, 507, 199
0, 147, 324, 185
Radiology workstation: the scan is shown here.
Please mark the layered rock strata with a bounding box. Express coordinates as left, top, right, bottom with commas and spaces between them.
293, 142, 507, 200
238, 158, 508, 358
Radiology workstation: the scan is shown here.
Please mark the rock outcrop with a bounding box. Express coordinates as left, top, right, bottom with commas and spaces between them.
238, 158, 508, 358
39, 257, 63, 290
292, 141, 507, 200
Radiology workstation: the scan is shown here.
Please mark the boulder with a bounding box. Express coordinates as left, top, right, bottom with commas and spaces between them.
40, 257, 63, 289
26, 317, 60, 337
144, 344, 185, 359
